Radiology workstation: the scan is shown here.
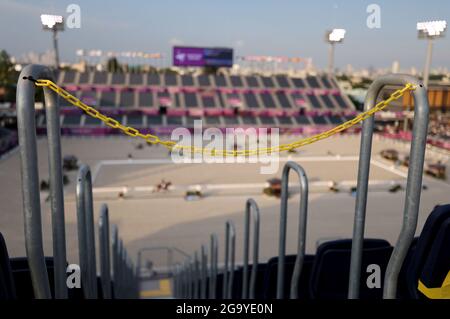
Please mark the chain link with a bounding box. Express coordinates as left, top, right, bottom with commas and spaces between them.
34, 79, 416, 157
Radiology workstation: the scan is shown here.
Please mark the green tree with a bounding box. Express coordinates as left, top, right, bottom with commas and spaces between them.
106, 57, 121, 73
0, 50, 17, 102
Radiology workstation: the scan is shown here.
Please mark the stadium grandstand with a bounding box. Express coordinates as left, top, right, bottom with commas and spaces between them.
1, 2, 450, 308
35, 71, 355, 135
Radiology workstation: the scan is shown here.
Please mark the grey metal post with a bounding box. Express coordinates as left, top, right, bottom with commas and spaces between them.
348, 74, 429, 299
76, 165, 98, 299
276, 161, 309, 299
328, 42, 335, 76
209, 234, 218, 299
223, 220, 236, 299
112, 225, 119, 298
17, 65, 68, 299
423, 39, 433, 88
242, 199, 260, 299
193, 252, 200, 299
99, 204, 112, 299
200, 245, 208, 299
187, 260, 193, 299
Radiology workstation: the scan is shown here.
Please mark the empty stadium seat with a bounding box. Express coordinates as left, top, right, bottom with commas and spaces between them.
0, 233, 15, 299
417, 218, 450, 299
231, 264, 268, 299
10, 257, 55, 299
406, 204, 450, 299
263, 255, 315, 299
309, 239, 392, 299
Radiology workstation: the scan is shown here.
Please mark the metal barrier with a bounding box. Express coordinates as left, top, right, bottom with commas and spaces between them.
76, 165, 98, 298
112, 225, 119, 297
98, 204, 112, 299
209, 233, 219, 299
242, 199, 260, 299
276, 161, 309, 299
200, 244, 208, 299
223, 220, 236, 299
17, 65, 67, 298
348, 74, 429, 299
136, 246, 190, 277
193, 251, 200, 298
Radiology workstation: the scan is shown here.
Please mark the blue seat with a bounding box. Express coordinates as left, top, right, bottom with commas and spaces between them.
10, 257, 55, 299
309, 239, 392, 299
417, 218, 450, 299
406, 204, 450, 298
0, 233, 15, 299
231, 263, 268, 299
262, 254, 315, 299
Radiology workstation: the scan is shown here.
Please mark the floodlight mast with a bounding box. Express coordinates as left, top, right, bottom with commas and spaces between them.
417, 20, 447, 88
41, 14, 64, 69
326, 29, 346, 76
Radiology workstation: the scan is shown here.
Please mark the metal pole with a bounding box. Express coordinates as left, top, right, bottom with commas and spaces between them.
112, 225, 119, 298
52, 29, 60, 69
275, 162, 309, 299
223, 221, 235, 299
193, 252, 200, 299
423, 38, 433, 89
17, 65, 68, 299
76, 165, 98, 299
348, 74, 429, 299
209, 234, 218, 299
328, 42, 335, 76
200, 245, 207, 299
242, 198, 260, 299
99, 204, 112, 299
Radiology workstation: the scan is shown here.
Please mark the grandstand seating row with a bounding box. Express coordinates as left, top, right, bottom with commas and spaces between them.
58, 71, 338, 90
55, 71, 353, 111
57, 86, 351, 110
37, 113, 356, 129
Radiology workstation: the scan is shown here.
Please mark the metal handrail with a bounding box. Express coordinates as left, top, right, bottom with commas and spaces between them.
200, 245, 208, 299
76, 165, 98, 298
242, 199, 260, 299
193, 251, 200, 298
17, 65, 67, 299
136, 246, 190, 277
209, 233, 219, 299
276, 161, 309, 299
348, 74, 429, 299
99, 204, 112, 299
223, 220, 236, 299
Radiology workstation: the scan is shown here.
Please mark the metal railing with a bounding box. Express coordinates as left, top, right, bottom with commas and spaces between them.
99, 204, 112, 299
17, 65, 66, 299
242, 199, 260, 299
348, 74, 429, 299
16, 64, 139, 299
76, 165, 98, 298
276, 161, 309, 299
136, 246, 190, 277
223, 220, 236, 299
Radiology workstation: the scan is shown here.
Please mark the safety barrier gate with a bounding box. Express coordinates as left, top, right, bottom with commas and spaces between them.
173, 74, 430, 300
16, 65, 139, 299
15, 65, 430, 299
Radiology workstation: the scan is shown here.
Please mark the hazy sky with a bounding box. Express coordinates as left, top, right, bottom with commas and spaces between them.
0, 0, 449, 70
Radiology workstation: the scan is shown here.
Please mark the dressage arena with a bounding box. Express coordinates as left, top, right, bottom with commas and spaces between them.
1, 134, 449, 269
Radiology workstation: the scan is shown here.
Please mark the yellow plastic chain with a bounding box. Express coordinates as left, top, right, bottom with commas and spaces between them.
33, 78, 415, 157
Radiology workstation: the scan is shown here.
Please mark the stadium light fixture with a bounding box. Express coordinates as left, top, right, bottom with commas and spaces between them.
325, 28, 346, 76
40, 14, 64, 68
417, 20, 447, 88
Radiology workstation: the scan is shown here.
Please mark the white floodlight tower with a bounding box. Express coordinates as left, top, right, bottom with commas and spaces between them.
41, 14, 64, 68
325, 28, 346, 76
417, 20, 447, 88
